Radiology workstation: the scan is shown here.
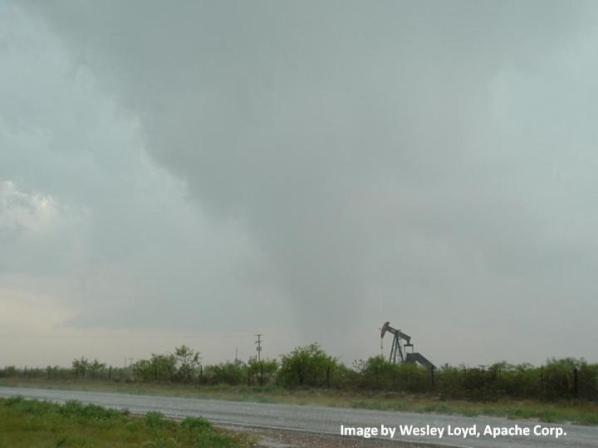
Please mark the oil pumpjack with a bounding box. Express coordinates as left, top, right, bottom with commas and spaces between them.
380, 321, 435, 369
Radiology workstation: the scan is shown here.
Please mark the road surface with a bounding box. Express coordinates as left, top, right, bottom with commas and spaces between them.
0, 386, 596, 447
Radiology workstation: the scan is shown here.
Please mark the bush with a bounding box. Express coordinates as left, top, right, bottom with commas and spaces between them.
278, 343, 339, 388
204, 361, 247, 385
173, 345, 201, 383
3, 344, 597, 403
356, 356, 430, 392
133, 354, 177, 382
247, 358, 279, 386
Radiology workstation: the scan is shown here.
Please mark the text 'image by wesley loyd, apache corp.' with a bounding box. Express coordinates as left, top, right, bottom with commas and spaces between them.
340, 423, 566, 441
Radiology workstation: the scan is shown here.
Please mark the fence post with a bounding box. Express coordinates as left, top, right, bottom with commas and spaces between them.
573, 368, 579, 397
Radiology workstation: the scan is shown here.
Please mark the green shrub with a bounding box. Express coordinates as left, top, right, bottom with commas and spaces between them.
278, 343, 339, 388
356, 356, 430, 392
204, 361, 247, 385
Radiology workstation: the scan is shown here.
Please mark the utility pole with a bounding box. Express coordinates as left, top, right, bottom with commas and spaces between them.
255, 334, 263, 385
255, 334, 262, 362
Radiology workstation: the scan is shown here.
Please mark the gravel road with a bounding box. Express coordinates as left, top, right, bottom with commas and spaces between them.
0, 386, 596, 447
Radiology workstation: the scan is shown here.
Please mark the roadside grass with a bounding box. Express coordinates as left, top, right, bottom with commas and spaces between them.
2, 377, 598, 426
0, 396, 254, 448
349, 397, 598, 426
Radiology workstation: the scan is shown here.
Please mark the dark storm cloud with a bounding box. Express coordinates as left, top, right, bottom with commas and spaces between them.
5, 0, 598, 364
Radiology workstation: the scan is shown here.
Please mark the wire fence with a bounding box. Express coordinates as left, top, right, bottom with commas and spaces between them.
1, 358, 596, 402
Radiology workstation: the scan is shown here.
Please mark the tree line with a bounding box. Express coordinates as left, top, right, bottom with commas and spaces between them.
1, 343, 597, 402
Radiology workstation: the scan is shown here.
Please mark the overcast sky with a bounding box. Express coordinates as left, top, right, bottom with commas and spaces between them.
1, 1, 598, 368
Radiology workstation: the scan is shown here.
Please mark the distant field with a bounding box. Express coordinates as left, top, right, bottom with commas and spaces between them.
0, 396, 253, 448
2, 377, 598, 426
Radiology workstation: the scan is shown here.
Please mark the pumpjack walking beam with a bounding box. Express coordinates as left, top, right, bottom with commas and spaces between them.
380, 321, 413, 363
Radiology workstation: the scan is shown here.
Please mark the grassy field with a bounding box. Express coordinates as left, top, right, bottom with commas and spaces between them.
2, 377, 598, 426
0, 396, 254, 448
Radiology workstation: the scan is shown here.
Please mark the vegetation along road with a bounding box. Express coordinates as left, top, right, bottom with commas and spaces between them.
1, 386, 597, 447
